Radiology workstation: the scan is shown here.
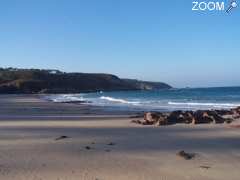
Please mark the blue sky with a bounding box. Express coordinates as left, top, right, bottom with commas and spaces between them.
0, 0, 239, 87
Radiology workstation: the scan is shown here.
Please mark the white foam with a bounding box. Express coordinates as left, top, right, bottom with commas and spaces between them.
46, 94, 85, 103
44, 93, 240, 111
100, 96, 140, 105
168, 101, 240, 108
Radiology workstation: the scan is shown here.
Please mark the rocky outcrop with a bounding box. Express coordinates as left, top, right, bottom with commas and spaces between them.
0, 68, 171, 94
132, 107, 240, 126
192, 110, 226, 124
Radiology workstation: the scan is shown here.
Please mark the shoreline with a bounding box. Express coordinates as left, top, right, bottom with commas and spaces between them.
1, 94, 239, 120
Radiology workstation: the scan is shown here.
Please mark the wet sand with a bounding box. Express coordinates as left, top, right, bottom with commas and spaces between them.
0, 94, 137, 118
0, 95, 240, 180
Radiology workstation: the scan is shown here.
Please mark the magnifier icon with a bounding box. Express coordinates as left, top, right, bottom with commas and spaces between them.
226, 0, 238, 13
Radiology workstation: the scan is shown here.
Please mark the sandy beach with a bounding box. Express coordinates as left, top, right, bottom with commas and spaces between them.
1, 0, 239, 179
0, 95, 240, 180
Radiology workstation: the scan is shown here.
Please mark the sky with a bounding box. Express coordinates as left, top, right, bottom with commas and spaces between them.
0, 0, 239, 88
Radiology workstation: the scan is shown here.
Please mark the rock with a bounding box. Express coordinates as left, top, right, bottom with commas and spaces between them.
166, 111, 196, 124
183, 111, 195, 124
144, 112, 169, 126
85, 146, 91, 150
55, 135, 70, 141
192, 111, 213, 124
155, 115, 168, 126
230, 107, 240, 119
107, 142, 116, 146
177, 150, 195, 160
208, 110, 226, 123
131, 119, 143, 124
167, 111, 184, 124
144, 112, 159, 124
216, 109, 233, 116
192, 110, 225, 124
224, 118, 234, 124
132, 108, 235, 126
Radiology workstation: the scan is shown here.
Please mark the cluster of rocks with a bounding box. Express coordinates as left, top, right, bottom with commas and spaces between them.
132, 107, 240, 126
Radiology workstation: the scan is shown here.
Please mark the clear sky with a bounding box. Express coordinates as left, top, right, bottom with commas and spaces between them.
0, 0, 239, 87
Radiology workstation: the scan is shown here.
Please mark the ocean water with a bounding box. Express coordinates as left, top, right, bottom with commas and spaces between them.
45, 87, 240, 111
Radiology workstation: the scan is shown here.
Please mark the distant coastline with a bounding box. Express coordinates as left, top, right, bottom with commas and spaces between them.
0, 68, 171, 94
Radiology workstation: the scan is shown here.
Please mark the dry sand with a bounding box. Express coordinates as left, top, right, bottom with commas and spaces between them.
0, 95, 240, 180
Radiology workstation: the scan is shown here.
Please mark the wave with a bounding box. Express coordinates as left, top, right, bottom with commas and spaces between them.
46, 94, 86, 103
100, 96, 140, 105
44, 92, 240, 111
168, 101, 240, 108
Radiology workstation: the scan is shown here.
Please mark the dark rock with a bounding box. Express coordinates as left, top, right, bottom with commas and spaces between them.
192, 111, 213, 124
131, 119, 143, 124
165, 111, 195, 124
208, 110, 226, 123
107, 142, 116, 146
216, 109, 233, 116
224, 118, 234, 124
167, 111, 186, 124
85, 146, 91, 150
230, 107, 240, 119
155, 115, 169, 126
55, 135, 70, 141
183, 111, 195, 124
193, 110, 225, 124
177, 150, 195, 160
144, 112, 159, 125
144, 112, 168, 125
132, 108, 237, 126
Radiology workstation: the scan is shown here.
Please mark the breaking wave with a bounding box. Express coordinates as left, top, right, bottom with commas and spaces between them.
45, 94, 86, 103
100, 96, 140, 105
168, 101, 240, 108
44, 87, 240, 111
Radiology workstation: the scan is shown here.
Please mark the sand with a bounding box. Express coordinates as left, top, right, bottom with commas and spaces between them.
0, 95, 240, 180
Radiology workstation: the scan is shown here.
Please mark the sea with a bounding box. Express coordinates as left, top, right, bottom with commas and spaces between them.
45, 87, 240, 112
